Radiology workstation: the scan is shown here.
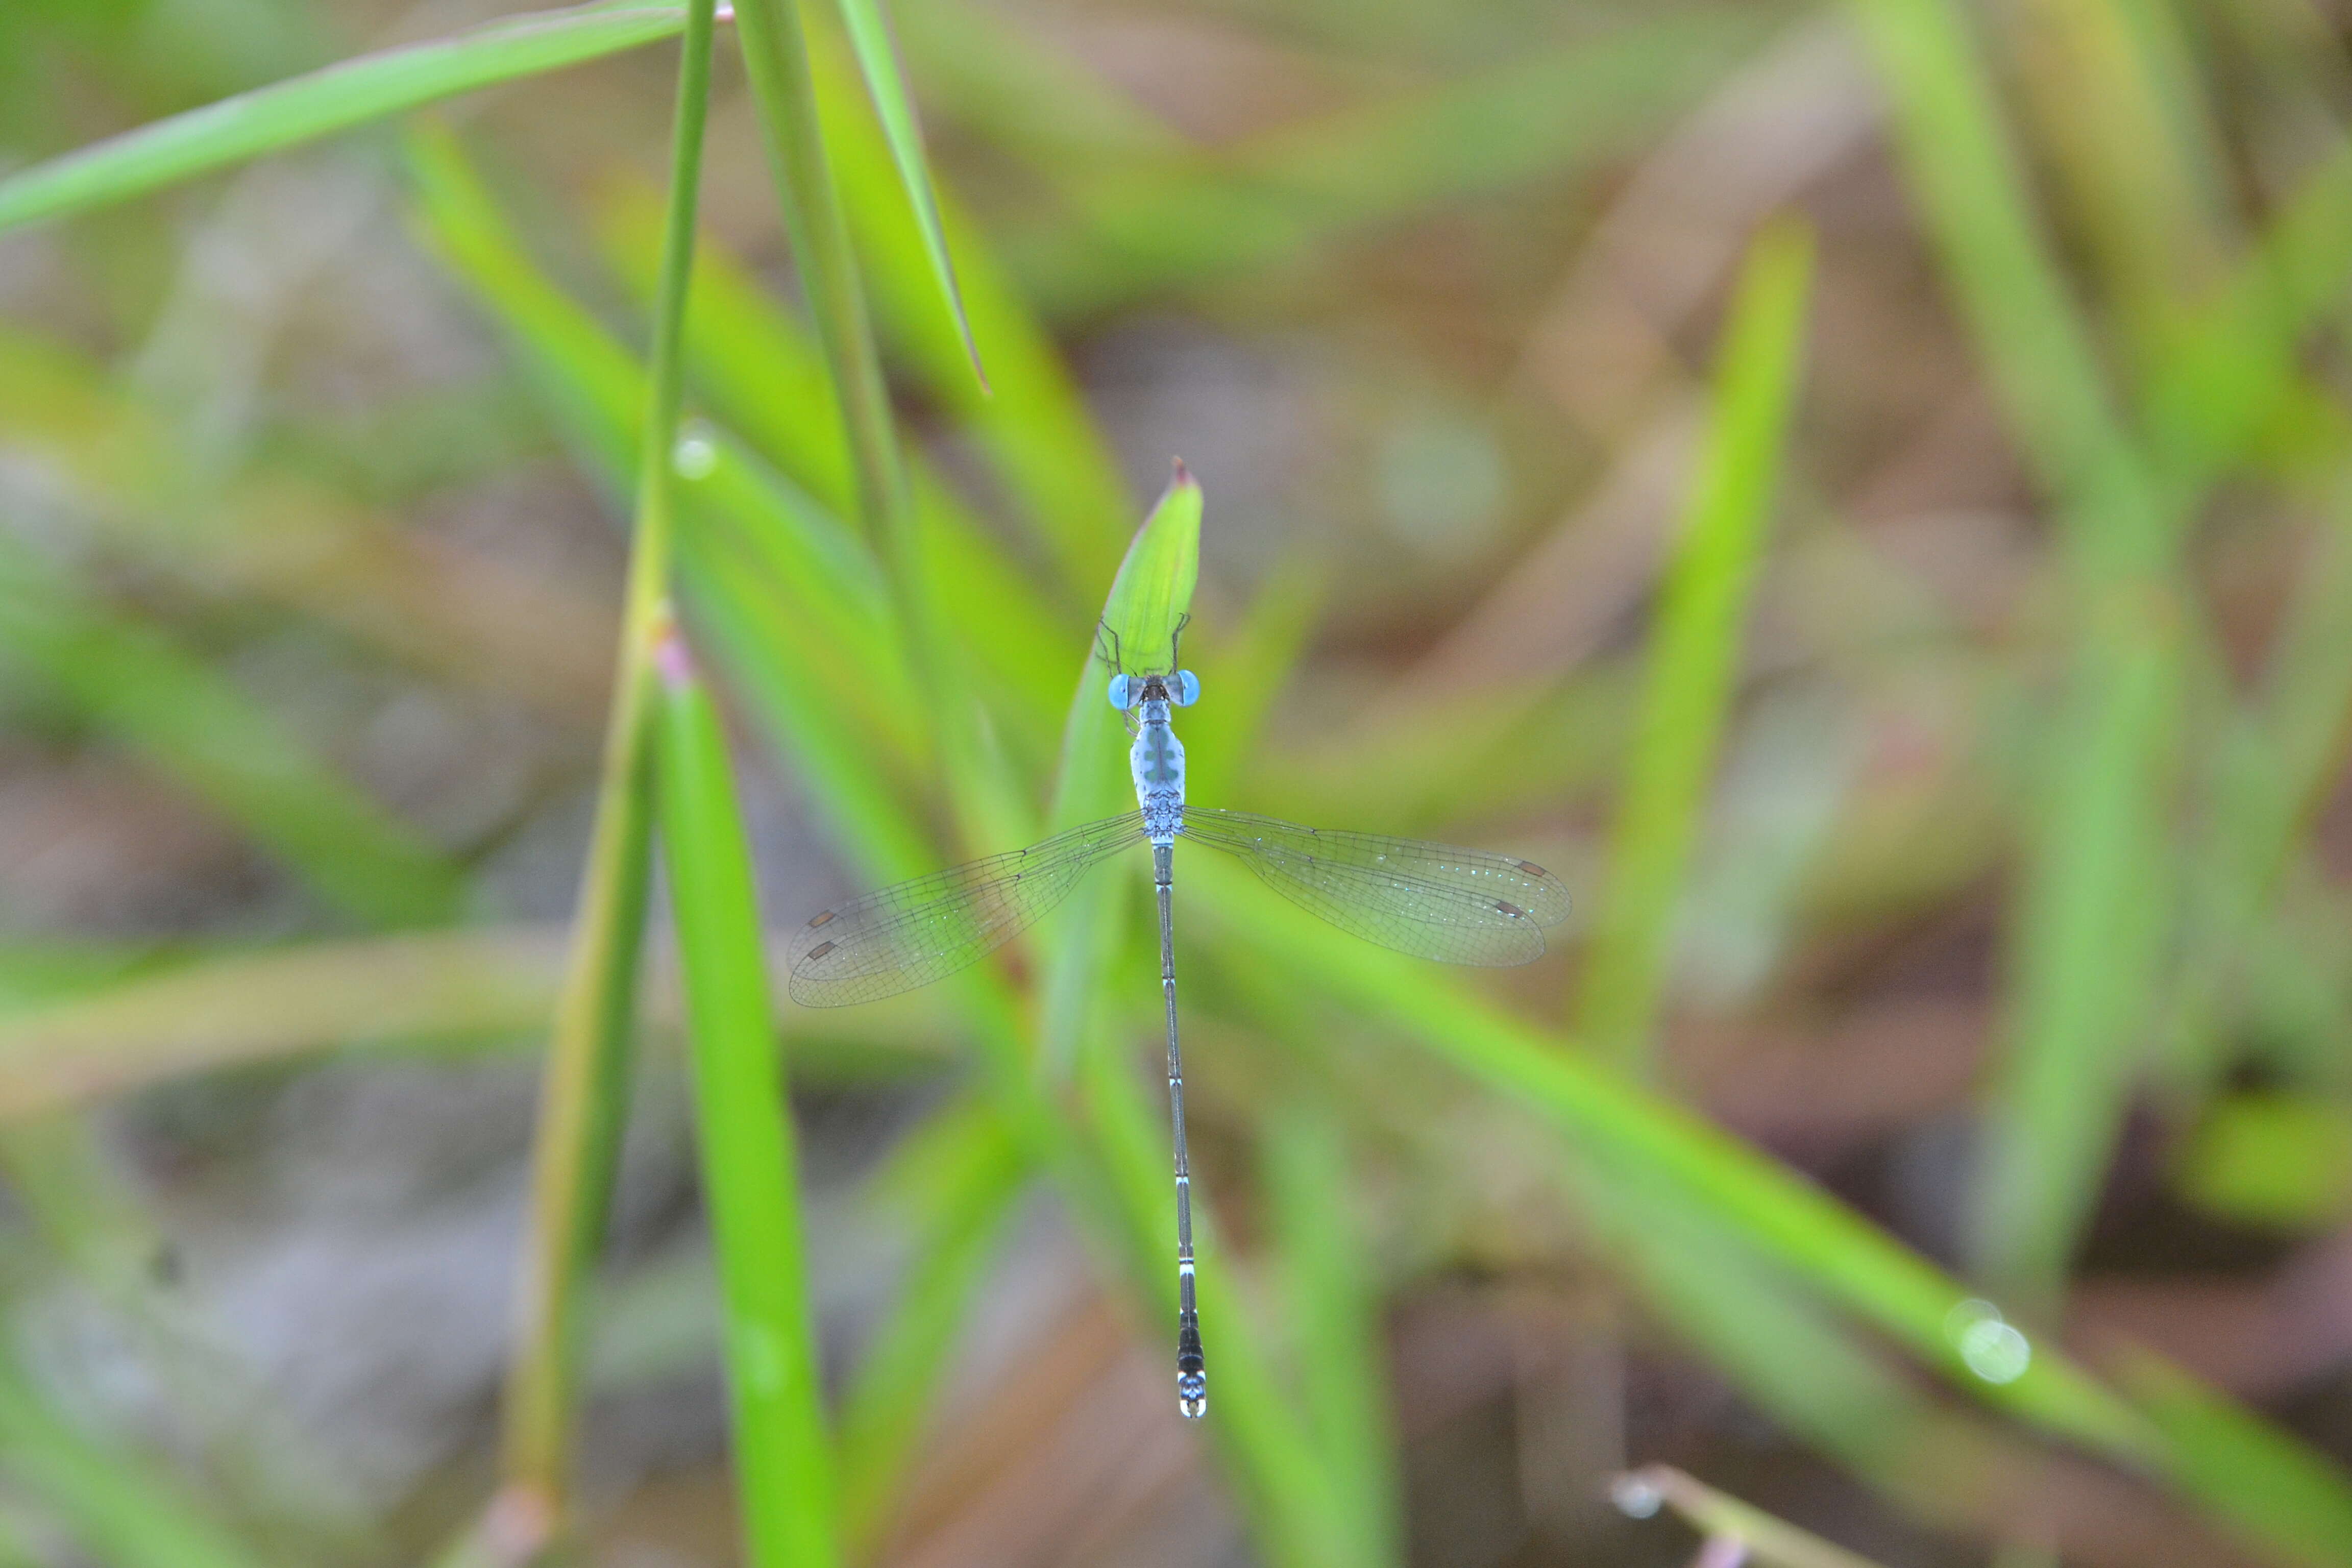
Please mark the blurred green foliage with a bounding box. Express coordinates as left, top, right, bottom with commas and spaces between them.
3, 0, 2352, 1564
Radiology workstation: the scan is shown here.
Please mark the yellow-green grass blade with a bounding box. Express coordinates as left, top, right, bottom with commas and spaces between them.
1574, 219, 1812, 1072
1618, 1466, 1894, 1568
0, 930, 564, 1117
1263, 1108, 1401, 1568
810, 30, 1133, 597
822, 0, 984, 388
1991, 0, 2233, 343
0, 928, 961, 1120
0, 1, 696, 233
1005, 7, 1782, 317
2141, 139, 2352, 499
1844, 0, 2187, 1309
1177, 849, 2352, 1563
654, 629, 839, 1568
494, 0, 717, 1530
834, 1095, 1027, 1555
0, 532, 462, 928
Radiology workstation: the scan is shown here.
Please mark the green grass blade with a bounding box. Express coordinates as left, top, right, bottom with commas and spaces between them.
0, 1, 694, 233
2113, 1350, 2352, 1562
1185, 850, 2352, 1565
1094, 464, 1203, 688
810, 35, 1131, 596
492, 0, 718, 1534
1574, 219, 1813, 1071
823, 0, 984, 387
0, 532, 462, 927
654, 627, 838, 1568
729, 0, 910, 555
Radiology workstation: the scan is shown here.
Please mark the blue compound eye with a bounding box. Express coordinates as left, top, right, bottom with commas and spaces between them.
1107, 673, 1133, 709
1171, 670, 1201, 706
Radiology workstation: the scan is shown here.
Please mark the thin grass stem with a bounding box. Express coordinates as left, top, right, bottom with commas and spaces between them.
490, 0, 719, 1540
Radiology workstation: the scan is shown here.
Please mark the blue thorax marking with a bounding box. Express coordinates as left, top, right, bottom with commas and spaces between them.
1110, 670, 1199, 845
1131, 699, 1187, 844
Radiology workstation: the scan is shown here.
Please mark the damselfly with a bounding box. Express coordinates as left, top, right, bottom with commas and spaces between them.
788, 635, 1570, 1418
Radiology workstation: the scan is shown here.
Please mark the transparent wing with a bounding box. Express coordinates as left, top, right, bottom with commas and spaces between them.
1182, 807, 1570, 967
789, 812, 1148, 1007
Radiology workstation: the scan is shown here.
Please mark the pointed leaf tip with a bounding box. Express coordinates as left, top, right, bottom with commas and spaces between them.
1099, 470, 1203, 676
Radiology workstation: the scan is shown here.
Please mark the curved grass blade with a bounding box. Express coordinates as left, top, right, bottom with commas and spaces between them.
825, 0, 985, 387
1183, 807, 1570, 966
0, 1, 698, 233
787, 811, 1146, 1006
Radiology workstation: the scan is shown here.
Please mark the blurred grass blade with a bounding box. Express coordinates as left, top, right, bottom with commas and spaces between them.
1263, 1108, 1401, 1568
494, 0, 718, 1535
835, 1095, 1027, 1554
1007, 7, 1780, 316
1574, 219, 1813, 1072
0, 1, 698, 233
1195, 851, 2352, 1563
655, 627, 839, 1568
0, 532, 462, 927
824, 0, 985, 387
2112, 1349, 2352, 1562
0, 1356, 270, 1568
1843, 0, 2186, 1309
0, 930, 564, 1118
